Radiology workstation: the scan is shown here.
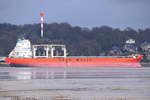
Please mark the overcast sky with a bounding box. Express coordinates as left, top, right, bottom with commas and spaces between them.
0, 0, 150, 29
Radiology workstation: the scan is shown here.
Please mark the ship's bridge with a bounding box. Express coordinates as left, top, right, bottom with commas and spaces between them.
32, 44, 67, 58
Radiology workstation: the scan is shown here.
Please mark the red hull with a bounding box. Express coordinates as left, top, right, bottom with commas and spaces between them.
6, 55, 143, 68
8, 63, 142, 68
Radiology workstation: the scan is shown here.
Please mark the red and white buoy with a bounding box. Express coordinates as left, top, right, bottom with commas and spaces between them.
40, 12, 44, 38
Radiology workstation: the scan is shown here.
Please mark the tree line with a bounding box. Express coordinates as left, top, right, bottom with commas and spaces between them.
0, 23, 150, 60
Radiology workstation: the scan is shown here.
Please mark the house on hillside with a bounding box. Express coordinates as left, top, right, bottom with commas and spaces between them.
140, 42, 150, 60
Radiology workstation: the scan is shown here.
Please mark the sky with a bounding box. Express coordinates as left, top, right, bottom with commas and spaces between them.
0, 0, 150, 30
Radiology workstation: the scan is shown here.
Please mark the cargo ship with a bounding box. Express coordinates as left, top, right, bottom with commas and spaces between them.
5, 13, 143, 68
5, 37, 143, 68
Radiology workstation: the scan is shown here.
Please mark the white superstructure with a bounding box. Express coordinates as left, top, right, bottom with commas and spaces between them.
9, 38, 32, 58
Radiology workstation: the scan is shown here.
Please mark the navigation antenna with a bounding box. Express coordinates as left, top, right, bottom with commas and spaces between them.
40, 12, 44, 38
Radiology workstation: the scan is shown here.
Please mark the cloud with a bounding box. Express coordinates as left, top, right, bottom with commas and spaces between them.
0, 0, 149, 29
115, 0, 150, 4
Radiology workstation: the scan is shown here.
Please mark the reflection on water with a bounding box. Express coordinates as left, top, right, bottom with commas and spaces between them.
0, 67, 150, 80
0, 67, 150, 100
7, 71, 150, 80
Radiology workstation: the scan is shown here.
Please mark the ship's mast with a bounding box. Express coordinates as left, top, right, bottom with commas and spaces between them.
40, 12, 44, 38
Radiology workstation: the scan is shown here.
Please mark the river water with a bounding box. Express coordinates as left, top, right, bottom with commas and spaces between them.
0, 67, 150, 100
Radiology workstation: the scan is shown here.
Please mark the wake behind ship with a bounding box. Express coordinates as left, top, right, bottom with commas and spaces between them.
5, 13, 143, 68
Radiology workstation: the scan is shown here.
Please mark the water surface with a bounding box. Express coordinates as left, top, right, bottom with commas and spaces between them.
0, 67, 150, 100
